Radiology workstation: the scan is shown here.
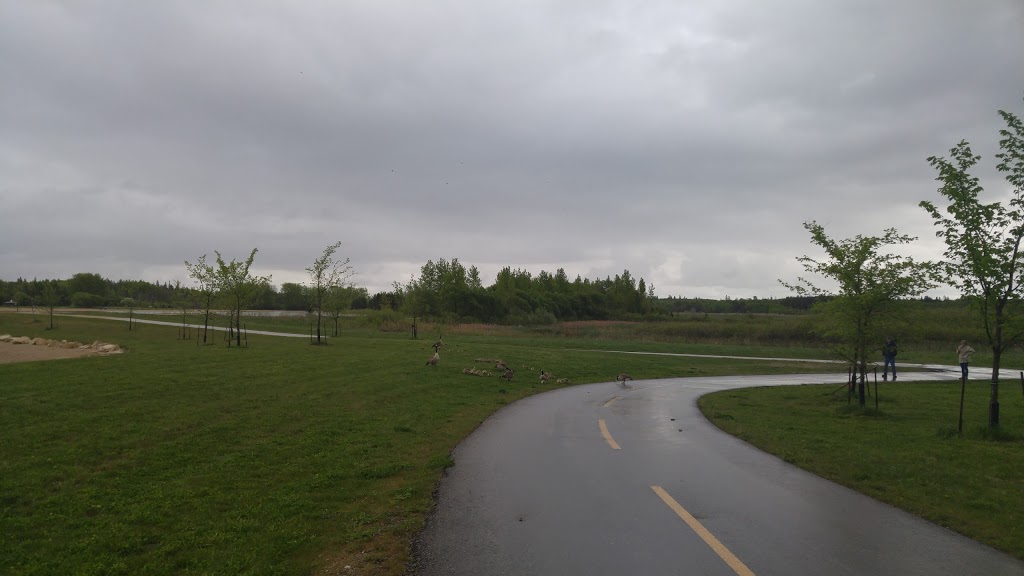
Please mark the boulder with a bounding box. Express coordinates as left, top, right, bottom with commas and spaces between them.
0, 334, 11, 342
62, 341, 80, 349
10, 336, 30, 345
33, 338, 50, 346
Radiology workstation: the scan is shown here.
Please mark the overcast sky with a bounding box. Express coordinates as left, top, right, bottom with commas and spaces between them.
2, 1, 1023, 299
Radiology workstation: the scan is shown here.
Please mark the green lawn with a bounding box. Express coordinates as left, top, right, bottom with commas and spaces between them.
699, 382, 1024, 560
0, 313, 843, 576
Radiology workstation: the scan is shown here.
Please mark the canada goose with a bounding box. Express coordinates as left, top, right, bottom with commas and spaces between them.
495, 360, 509, 371
433, 334, 443, 349
539, 370, 552, 384
426, 344, 440, 367
501, 368, 514, 381
615, 372, 633, 385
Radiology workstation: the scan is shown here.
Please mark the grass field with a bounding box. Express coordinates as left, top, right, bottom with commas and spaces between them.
699, 382, 1024, 560
0, 312, 846, 576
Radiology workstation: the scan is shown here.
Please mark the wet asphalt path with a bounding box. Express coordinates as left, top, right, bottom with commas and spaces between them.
413, 370, 1024, 576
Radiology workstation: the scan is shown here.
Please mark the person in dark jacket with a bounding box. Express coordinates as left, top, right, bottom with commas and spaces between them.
882, 337, 898, 381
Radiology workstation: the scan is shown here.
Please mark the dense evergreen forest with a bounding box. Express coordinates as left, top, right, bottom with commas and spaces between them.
0, 260, 957, 324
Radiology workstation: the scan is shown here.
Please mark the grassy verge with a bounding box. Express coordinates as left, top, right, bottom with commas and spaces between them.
699, 382, 1024, 560
0, 313, 843, 576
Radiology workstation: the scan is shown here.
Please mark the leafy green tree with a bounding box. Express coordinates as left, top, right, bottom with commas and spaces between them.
67, 272, 109, 302
13, 290, 30, 312
781, 221, 937, 405
306, 242, 354, 344
214, 248, 272, 347
279, 283, 308, 311
920, 100, 1024, 427
185, 254, 218, 343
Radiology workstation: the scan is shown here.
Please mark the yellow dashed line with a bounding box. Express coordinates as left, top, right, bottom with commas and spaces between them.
598, 419, 621, 450
603, 395, 620, 408
651, 486, 755, 576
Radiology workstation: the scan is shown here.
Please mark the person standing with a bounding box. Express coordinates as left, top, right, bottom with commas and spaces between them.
957, 340, 975, 380
882, 337, 898, 381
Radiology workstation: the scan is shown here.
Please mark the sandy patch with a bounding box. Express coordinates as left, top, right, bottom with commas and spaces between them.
0, 341, 99, 364
0, 336, 122, 365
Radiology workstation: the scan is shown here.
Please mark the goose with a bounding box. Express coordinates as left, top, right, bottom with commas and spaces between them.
501, 368, 514, 381
495, 360, 510, 371
539, 370, 552, 384
433, 334, 443, 349
426, 343, 440, 367
615, 372, 633, 385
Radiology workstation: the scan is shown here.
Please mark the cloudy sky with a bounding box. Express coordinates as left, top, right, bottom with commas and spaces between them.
2, 1, 1022, 299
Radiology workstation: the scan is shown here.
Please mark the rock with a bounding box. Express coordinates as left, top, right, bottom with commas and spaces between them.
10, 336, 30, 345
62, 342, 80, 349
98, 344, 120, 353
0, 334, 11, 342
33, 338, 50, 346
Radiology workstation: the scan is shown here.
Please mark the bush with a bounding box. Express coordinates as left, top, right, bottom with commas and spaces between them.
70, 292, 106, 308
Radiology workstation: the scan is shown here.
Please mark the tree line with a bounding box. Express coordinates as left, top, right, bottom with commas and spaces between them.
0, 272, 370, 313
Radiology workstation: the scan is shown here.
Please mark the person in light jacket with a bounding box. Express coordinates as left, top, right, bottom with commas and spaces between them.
957, 340, 975, 380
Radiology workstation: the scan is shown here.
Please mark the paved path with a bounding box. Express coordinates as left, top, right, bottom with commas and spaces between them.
413, 370, 1024, 576
57, 314, 311, 338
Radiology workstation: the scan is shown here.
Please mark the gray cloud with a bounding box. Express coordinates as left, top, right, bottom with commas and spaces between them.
2, 0, 1022, 298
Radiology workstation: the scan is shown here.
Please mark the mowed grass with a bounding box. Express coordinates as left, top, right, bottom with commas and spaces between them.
0, 313, 841, 576
699, 382, 1024, 560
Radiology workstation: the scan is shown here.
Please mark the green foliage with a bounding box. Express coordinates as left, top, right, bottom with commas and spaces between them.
781, 221, 937, 395
305, 241, 354, 344
67, 272, 109, 300
213, 248, 272, 347
920, 100, 1024, 394
388, 259, 654, 324
70, 291, 106, 308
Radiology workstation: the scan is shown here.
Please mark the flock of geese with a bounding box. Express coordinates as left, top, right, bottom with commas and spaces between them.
424, 333, 634, 386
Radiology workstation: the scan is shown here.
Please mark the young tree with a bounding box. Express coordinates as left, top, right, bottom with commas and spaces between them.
173, 282, 195, 339
306, 241, 354, 344
920, 101, 1024, 427
184, 254, 218, 344
41, 282, 59, 330
121, 297, 136, 331
214, 248, 272, 347
781, 221, 936, 406
325, 285, 364, 337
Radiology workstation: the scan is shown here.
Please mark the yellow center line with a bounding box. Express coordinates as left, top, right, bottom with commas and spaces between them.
598, 419, 621, 450
603, 395, 620, 408
651, 486, 755, 576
